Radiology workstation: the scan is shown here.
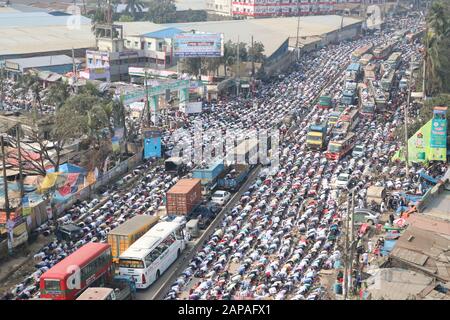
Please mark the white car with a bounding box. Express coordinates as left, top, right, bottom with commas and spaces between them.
334, 173, 351, 189
211, 190, 231, 206
354, 209, 380, 225
352, 145, 365, 157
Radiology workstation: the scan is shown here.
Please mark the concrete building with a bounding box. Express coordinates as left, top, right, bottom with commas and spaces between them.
206, 0, 233, 16
231, 0, 336, 18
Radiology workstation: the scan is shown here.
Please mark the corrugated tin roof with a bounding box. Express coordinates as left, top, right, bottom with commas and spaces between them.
6, 55, 77, 71
142, 27, 184, 39
407, 214, 450, 236
0, 12, 91, 28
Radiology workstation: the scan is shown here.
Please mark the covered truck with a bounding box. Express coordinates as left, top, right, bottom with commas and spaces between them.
166, 179, 202, 215
217, 164, 251, 191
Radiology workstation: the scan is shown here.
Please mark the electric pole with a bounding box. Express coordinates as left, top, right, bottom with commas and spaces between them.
236, 36, 240, 97
16, 125, 24, 198
1, 136, 12, 253
348, 190, 356, 297
343, 194, 350, 300
295, 0, 301, 62
404, 57, 413, 176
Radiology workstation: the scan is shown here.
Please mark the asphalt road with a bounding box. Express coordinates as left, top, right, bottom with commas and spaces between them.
136, 166, 262, 300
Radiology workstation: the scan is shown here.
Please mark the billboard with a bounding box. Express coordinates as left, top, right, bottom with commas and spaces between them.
173, 33, 224, 58
143, 128, 162, 159
430, 118, 447, 148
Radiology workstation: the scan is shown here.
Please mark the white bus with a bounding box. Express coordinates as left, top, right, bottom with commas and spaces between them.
118, 220, 186, 289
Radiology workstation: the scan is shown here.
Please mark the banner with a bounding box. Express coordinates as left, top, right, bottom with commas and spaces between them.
430, 118, 447, 148
173, 33, 224, 58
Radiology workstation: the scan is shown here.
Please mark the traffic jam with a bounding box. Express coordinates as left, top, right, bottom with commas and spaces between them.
1, 12, 444, 301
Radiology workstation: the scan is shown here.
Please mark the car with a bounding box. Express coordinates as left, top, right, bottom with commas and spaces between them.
352, 145, 365, 157
211, 190, 231, 206
353, 208, 380, 225
334, 173, 351, 189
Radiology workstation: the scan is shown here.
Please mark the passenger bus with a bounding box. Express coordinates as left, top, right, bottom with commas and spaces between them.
328, 111, 342, 126
359, 54, 373, 66
338, 107, 359, 130
351, 44, 373, 62
373, 43, 394, 60
39, 243, 113, 300
118, 221, 186, 289
331, 121, 350, 136
381, 69, 395, 92
108, 215, 160, 264
325, 132, 357, 161
386, 52, 402, 70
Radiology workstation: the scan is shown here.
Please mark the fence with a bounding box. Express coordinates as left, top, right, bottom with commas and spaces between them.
53, 151, 143, 217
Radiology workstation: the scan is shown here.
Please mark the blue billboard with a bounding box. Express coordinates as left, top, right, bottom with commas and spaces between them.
143, 128, 162, 159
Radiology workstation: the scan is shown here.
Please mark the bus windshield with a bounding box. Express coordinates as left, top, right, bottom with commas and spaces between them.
119, 259, 145, 269
307, 135, 322, 141
329, 144, 342, 153
44, 279, 61, 291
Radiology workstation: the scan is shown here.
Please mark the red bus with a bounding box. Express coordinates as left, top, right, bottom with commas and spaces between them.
39, 243, 113, 300
325, 132, 357, 160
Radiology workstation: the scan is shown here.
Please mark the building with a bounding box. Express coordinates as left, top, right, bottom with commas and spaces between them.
206, 0, 233, 16
3, 55, 81, 79
0, 11, 95, 61
232, 0, 336, 18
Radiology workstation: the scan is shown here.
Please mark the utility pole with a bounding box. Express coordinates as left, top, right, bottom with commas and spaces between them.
145, 67, 150, 126
72, 47, 78, 94
251, 35, 255, 79
236, 36, 240, 97
295, 0, 301, 62
404, 57, 413, 176
0, 64, 4, 110
1, 136, 12, 253
423, 25, 428, 100
16, 125, 24, 198
348, 189, 356, 297
343, 194, 350, 300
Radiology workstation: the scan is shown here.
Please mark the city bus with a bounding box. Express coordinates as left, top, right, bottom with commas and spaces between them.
351, 44, 373, 62
325, 132, 357, 161
39, 243, 113, 300
118, 221, 186, 289
386, 52, 402, 70
338, 107, 360, 130
328, 111, 342, 126
373, 43, 394, 60
381, 69, 395, 92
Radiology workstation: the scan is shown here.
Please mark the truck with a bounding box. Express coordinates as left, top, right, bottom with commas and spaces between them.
359, 53, 373, 66
328, 111, 342, 126
192, 160, 225, 195
345, 63, 362, 82
166, 179, 202, 216
317, 95, 333, 109
368, 80, 388, 111
76, 275, 136, 300
164, 157, 186, 175
359, 83, 376, 117
108, 215, 160, 263
306, 121, 328, 150
217, 164, 251, 191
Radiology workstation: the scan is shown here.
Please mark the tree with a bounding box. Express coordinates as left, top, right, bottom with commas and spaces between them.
201, 58, 221, 76
222, 41, 236, 77
249, 41, 265, 63
424, 1, 450, 95
146, 0, 176, 24
44, 81, 70, 110
124, 0, 145, 20
181, 58, 202, 76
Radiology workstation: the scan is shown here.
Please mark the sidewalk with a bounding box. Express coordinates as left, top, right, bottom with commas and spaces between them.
0, 235, 53, 295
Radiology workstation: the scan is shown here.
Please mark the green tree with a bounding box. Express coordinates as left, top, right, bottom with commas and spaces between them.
124, 0, 145, 20
146, 0, 176, 24
248, 41, 265, 63
424, 0, 450, 95
44, 81, 70, 110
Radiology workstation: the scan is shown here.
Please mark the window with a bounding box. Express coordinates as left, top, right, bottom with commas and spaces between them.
119, 259, 145, 268
44, 279, 61, 291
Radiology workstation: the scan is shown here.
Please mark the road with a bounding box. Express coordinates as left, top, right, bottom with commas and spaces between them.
136, 166, 262, 300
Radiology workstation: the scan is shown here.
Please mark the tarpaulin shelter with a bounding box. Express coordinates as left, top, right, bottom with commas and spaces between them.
47, 163, 87, 174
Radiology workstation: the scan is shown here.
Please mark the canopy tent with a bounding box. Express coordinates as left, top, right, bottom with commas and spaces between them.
47, 163, 87, 174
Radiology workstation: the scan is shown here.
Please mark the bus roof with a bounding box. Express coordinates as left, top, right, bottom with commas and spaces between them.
119, 221, 180, 260
76, 287, 113, 300
41, 243, 110, 279
330, 132, 356, 144
109, 215, 159, 237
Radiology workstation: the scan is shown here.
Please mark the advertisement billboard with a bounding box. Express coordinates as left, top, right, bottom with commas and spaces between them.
173, 33, 224, 58
430, 118, 447, 148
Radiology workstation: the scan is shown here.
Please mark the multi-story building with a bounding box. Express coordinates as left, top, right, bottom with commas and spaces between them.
231, 0, 337, 18
206, 0, 233, 16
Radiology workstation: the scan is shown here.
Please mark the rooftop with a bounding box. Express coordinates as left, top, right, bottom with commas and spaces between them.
175, 0, 207, 11
6, 55, 79, 71
0, 11, 90, 28
118, 15, 362, 57
142, 27, 184, 39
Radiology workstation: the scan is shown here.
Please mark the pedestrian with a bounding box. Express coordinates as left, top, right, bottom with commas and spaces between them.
389, 213, 395, 226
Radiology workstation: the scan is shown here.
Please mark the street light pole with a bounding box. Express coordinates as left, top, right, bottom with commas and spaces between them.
295, 0, 301, 62
1, 135, 12, 254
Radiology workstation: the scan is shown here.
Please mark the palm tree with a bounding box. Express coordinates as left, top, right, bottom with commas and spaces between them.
124, 0, 145, 19
424, 1, 450, 95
